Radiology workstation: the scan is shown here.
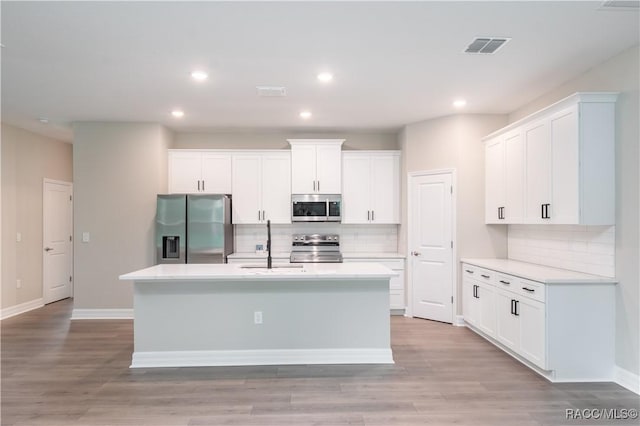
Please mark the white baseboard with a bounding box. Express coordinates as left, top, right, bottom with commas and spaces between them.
1, 298, 44, 320
71, 308, 133, 320
614, 365, 640, 395
453, 315, 466, 327
131, 348, 395, 368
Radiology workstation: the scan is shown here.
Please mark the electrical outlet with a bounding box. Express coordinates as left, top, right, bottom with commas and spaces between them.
16, 279, 21, 289
82, 232, 90, 243
254, 311, 263, 324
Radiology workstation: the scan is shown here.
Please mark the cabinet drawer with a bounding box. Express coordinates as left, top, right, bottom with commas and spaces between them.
518, 278, 545, 303
465, 266, 494, 285
495, 273, 516, 290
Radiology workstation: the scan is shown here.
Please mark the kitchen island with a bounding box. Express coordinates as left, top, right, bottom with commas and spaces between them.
119, 263, 396, 368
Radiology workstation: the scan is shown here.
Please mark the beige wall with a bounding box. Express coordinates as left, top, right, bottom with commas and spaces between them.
400, 114, 509, 315
72, 123, 171, 309
508, 45, 640, 376
1, 123, 73, 309
174, 131, 399, 150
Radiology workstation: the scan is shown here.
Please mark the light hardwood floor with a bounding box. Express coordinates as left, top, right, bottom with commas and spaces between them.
1, 299, 638, 426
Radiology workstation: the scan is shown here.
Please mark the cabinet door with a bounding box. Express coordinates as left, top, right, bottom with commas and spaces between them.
524, 119, 551, 224
291, 145, 317, 194
495, 290, 519, 351
169, 152, 202, 193
519, 297, 546, 369
485, 137, 505, 223
231, 155, 262, 224
463, 278, 479, 327
315, 144, 342, 193
342, 155, 371, 224
201, 153, 232, 194
261, 153, 292, 224
371, 155, 400, 223
478, 283, 497, 338
504, 130, 524, 223
550, 106, 579, 224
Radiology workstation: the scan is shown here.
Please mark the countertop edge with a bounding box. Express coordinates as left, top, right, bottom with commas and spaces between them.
460, 258, 617, 284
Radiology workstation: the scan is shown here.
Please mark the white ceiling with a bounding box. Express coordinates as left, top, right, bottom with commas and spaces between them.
2, 1, 639, 142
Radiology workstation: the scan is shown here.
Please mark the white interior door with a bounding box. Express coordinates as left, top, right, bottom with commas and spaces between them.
43, 180, 73, 304
409, 172, 453, 323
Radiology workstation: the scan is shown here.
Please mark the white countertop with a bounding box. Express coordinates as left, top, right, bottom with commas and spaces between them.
120, 262, 397, 282
227, 252, 405, 260
461, 258, 617, 284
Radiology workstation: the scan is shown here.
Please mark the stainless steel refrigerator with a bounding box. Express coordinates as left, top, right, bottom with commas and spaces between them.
156, 194, 233, 264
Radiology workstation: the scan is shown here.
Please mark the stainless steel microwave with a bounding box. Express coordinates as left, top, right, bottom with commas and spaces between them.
292, 194, 342, 222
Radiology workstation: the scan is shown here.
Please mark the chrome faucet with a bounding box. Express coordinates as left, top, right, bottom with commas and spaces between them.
266, 219, 272, 269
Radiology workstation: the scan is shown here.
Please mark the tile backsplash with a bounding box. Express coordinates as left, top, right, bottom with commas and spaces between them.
507, 225, 615, 277
234, 223, 398, 254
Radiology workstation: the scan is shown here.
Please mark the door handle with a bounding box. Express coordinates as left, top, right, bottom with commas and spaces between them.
371, 210, 374, 221
202, 180, 205, 191
198, 180, 201, 191
411, 251, 421, 256
44, 247, 53, 252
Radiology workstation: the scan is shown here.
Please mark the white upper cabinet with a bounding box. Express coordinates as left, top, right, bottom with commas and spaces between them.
232, 151, 291, 225
288, 139, 344, 194
485, 130, 524, 224
484, 92, 617, 225
168, 150, 232, 194
342, 151, 400, 224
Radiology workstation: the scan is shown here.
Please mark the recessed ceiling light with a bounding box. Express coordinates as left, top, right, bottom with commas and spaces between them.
300, 111, 312, 119
38, 117, 49, 124
453, 99, 467, 108
191, 71, 208, 81
171, 110, 185, 118
317, 72, 333, 83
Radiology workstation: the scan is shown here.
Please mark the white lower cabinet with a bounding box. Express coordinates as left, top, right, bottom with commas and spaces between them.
462, 261, 616, 382
462, 268, 496, 337
343, 257, 405, 311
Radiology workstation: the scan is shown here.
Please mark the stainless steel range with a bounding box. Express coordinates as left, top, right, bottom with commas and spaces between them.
289, 234, 343, 263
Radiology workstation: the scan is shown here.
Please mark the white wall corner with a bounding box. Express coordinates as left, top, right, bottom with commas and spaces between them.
1, 298, 44, 320
71, 308, 133, 320
614, 365, 640, 395
453, 315, 466, 327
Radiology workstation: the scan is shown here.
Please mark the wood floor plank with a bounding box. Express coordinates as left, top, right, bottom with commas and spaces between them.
1, 299, 638, 426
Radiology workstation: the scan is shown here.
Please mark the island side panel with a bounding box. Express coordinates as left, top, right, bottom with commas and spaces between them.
132, 278, 392, 367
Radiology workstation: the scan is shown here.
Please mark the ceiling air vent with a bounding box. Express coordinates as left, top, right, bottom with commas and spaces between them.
256, 86, 286, 97
464, 37, 510, 54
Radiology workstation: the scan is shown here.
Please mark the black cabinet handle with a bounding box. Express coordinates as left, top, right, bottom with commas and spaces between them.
522, 287, 535, 293
541, 204, 551, 219
510, 299, 520, 316
202, 180, 205, 191
499, 280, 510, 285
541, 204, 544, 219
481, 274, 490, 279
498, 206, 505, 220
473, 284, 479, 299
465, 269, 474, 274
198, 180, 201, 191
